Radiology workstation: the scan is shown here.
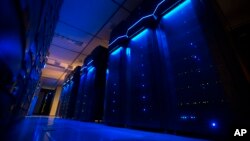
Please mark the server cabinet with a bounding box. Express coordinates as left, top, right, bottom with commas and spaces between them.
78, 63, 96, 121
75, 46, 108, 122
104, 47, 129, 125
58, 82, 70, 118
157, 0, 232, 137
126, 29, 165, 129
58, 66, 81, 119
74, 67, 87, 119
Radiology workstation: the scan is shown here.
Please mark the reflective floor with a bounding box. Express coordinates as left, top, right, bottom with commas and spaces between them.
3, 116, 209, 141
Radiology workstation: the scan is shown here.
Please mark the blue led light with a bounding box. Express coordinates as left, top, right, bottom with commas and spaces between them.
81, 66, 87, 71
153, 0, 166, 14
109, 0, 188, 46
211, 122, 217, 128
126, 48, 131, 56
111, 47, 123, 56
190, 116, 196, 119
106, 69, 109, 75
127, 15, 153, 35
109, 35, 128, 46
163, 0, 190, 19
88, 66, 95, 72
180, 116, 187, 119
131, 29, 149, 41
87, 60, 94, 66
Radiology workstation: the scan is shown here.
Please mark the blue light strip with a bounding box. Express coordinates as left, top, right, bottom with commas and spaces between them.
131, 29, 149, 41
87, 60, 93, 66
126, 14, 153, 35
126, 48, 131, 56
80, 66, 87, 71
163, 0, 190, 19
109, 0, 185, 46
88, 66, 95, 72
109, 35, 128, 46
110, 47, 123, 56
153, 0, 166, 14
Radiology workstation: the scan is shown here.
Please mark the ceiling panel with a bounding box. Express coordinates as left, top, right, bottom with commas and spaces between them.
49, 44, 79, 64
97, 8, 130, 41
51, 35, 85, 53
55, 22, 93, 42
59, 0, 119, 34
42, 66, 65, 79
123, 0, 144, 12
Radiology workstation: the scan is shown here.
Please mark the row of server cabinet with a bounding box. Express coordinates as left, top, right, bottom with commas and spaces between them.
58, 46, 108, 122
0, 0, 62, 128
57, 0, 249, 139
105, 0, 231, 138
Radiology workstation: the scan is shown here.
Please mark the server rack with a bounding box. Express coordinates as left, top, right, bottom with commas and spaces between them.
1, 0, 63, 126
59, 66, 81, 119
156, 0, 232, 137
125, 28, 166, 130
77, 59, 97, 121
104, 46, 129, 126
75, 46, 108, 122
74, 65, 87, 120
106, 0, 239, 138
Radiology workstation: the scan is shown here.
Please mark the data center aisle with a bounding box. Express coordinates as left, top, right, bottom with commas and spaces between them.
3, 116, 208, 141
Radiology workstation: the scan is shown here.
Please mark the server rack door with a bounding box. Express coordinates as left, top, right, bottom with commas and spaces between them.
157, 0, 231, 136
126, 29, 165, 129
74, 71, 87, 120
59, 85, 68, 117
79, 66, 96, 121
104, 47, 127, 125
64, 81, 74, 118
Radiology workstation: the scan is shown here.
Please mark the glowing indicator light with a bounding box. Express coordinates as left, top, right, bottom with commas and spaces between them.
211, 122, 217, 127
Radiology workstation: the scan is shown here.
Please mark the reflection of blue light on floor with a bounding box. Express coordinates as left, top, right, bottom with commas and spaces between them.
4, 116, 208, 141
